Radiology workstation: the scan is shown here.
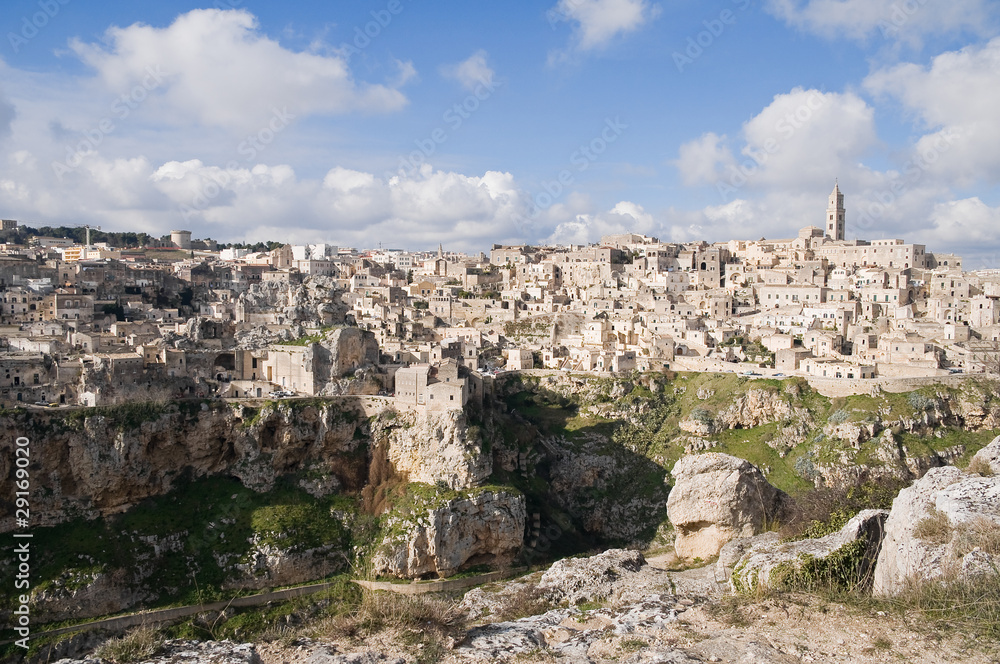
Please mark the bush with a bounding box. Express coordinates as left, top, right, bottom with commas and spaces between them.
780, 478, 907, 541
94, 626, 163, 663
907, 392, 937, 412
967, 456, 995, 477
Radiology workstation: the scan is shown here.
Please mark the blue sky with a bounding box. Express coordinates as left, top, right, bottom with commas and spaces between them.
1, 0, 999, 266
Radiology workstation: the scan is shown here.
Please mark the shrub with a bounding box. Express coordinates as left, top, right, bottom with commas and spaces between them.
967, 456, 995, 477
907, 392, 937, 412
780, 477, 907, 541
827, 409, 849, 424
93, 626, 163, 664
913, 507, 952, 545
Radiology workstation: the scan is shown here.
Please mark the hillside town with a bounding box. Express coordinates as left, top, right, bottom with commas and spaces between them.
0, 184, 996, 409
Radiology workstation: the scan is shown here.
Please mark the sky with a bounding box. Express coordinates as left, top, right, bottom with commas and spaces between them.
0, 0, 999, 266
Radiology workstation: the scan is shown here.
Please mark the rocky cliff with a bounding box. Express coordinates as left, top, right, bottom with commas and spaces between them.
0, 399, 369, 531
371, 487, 525, 578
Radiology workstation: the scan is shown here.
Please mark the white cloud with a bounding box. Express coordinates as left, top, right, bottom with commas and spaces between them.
864, 36, 1000, 186
912, 198, 1000, 267
549, 0, 657, 56
442, 50, 495, 91
676, 88, 879, 200
675, 132, 736, 186
144, 160, 533, 250
69, 9, 410, 132
547, 200, 660, 245
764, 0, 996, 45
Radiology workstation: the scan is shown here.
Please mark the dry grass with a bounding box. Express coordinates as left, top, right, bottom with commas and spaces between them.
311, 588, 465, 662
914, 510, 1000, 557
93, 626, 163, 664
913, 507, 953, 545
967, 456, 995, 477
307, 589, 465, 663
492, 585, 555, 622
952, 516, 1000, 557
890, 571, 1000, 641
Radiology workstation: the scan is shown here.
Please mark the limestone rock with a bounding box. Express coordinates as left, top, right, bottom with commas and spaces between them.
536, 549, 646, 605
873, 466, 1000, 596
667, 453, 789, 560
375, 408, 491, 490
55, 640, 261, 664
970, 435, 1000, 475
730, 509, 888, 592
716, 388, 806, 430
372, 489, 525, 578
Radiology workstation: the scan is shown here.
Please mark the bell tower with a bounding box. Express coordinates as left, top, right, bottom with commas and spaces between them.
827, 181, 845, 241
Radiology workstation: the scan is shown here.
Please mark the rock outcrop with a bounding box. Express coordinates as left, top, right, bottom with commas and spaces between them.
372, 489, 525, 578
667, 453, 790, 560
970, 434, 1000, 475
729, 509, 888, 592
536, 549, 646, 605
0, 399, 376, 531
873, 466, 1000, 596
55, 639, 262, 664
375, 409, 491, 490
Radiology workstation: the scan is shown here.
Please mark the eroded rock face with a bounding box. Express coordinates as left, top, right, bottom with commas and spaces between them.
729, 509, 888, 592
0, 401, 368, 532
536, 549, 646, 605
667, 453, 789, 560
375, 408, 491, 490
873, 466, 1000, 596
54, 640, 262, 664
372, 489, 525, 578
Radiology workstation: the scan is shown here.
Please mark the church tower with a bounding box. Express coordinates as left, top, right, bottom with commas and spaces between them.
826, 181, 845, 241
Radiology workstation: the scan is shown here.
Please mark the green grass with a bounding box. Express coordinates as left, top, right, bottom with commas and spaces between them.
1, 476, 367, 618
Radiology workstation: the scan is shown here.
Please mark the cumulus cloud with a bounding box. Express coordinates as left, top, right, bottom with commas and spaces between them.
145, 160, 532, 250
676, 88, 879, 200
547, 200, 660, 245
675, 132, 736, 186
549, 0, 657, 56
69, 9, 410, 132
864, 36, 1000, 186
764, 0, 996, 45
442, 50, 495, 91
912, 198, 1000, 267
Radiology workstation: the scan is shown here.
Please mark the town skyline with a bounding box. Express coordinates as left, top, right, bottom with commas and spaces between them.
1, 2, 998, 265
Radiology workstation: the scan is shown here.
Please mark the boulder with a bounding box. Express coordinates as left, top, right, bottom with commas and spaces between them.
536, 548, 646, 605
970, 435, 1000, 475
667, 453, 789, 560
873, 466, 1000, 596
729, 510, 888, 592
